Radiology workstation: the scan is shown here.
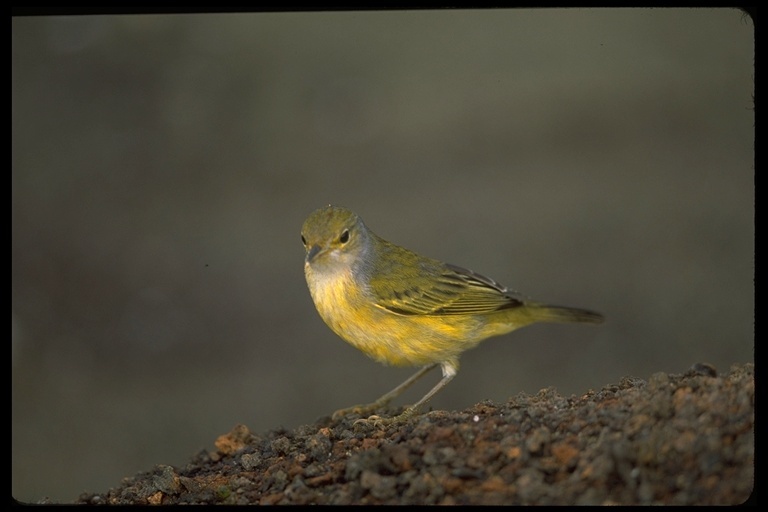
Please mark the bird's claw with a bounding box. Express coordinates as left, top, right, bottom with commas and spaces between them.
353, 414, 397, 430
352, 408, 417, 429
331, 404, 379, 421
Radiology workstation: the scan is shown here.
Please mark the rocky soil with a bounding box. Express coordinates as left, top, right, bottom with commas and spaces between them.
73, 362, 753, 505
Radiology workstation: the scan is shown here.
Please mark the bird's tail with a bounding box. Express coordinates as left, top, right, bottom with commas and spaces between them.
530, 304, 604, 325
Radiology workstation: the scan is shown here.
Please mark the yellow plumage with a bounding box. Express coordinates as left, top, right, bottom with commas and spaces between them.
301, 205, 603, 426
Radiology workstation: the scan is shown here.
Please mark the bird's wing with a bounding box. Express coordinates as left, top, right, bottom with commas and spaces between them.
372, 263, 525, 316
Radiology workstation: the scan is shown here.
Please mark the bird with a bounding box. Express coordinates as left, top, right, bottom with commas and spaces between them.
301, 205, 603, 426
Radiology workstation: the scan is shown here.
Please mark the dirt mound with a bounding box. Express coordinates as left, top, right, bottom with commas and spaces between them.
75, 362, 754, 505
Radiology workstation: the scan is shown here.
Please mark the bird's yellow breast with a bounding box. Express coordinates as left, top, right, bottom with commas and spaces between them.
305, 263, 490, 367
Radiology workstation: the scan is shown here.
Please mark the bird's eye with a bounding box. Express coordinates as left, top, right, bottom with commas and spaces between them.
301, 234, 306, 246
339, 229, 350, 244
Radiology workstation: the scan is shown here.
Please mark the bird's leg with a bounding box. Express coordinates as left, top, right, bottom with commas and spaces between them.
355, 360, 458, 428
332, 363, 438, 420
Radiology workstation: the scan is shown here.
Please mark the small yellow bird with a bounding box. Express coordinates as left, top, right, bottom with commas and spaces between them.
301, 205, 603, 426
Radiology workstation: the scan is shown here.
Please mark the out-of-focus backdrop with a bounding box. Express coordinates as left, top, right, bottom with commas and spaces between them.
12, 9, 753, 503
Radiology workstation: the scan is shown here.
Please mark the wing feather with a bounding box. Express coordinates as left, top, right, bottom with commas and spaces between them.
373, 262, 525, 316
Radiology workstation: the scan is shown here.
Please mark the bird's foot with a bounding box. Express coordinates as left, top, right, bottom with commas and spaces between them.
331, 402, 384, 421
351, 407, 417, 430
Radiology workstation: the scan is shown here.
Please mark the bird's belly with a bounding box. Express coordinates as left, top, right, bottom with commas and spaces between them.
343, 313, 484, 367
322, 293, 483, 367
306, 267, 492, 367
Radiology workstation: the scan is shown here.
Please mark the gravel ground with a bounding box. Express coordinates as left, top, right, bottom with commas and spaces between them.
72, 362, 753, 506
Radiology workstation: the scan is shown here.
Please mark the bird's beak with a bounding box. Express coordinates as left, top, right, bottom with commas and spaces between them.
306, 244, 321, 263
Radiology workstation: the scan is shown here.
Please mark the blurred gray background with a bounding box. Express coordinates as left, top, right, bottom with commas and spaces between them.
12, 9, 753, 503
